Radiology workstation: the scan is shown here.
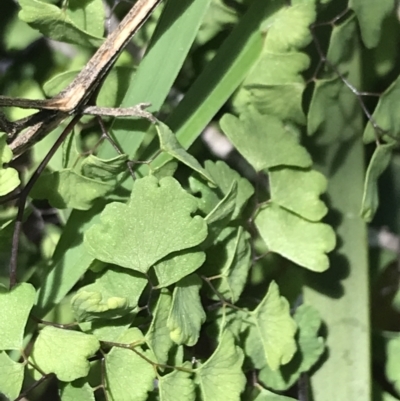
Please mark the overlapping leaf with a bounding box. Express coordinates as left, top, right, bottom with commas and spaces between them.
153, 251, 205, 288
255, 202, 336, 272
361, 144, 395, 222
60, 379, 95, 401
259, 305, 325, 390
145, 289, 173, 365
30, 326, 100, 382
85, 176, 208, 273
105, 329, 155, 401
156, 122, 215, 183
167, 275, 206, 346
0, 283, 35, 350
31, 169, 116, 210
0, 352, 25, 400
71, 267, 147, 321
203, 226, 252, 303
220, 108, 312, 171
269, 167, 328, 221
236, 52, 309, 124
349, 0, 394, 48
195, 330, 246, 401
189, 160, 254, 219
363, 75, 400, 144
19, 0, 104, 47
250, 281, 297, 370
159, 364, 195, 401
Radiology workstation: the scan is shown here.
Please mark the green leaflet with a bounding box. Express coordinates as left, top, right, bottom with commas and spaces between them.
80, 154, 129, 181
202, 226, 252, 303
155, 122, 215, 183
197, 0, 240, 44
0, 283, 35, 350
158, 364, 195, 401
235, 8, 312, 124
363, 75, 400, 144
60, 379, 95, 401
189, 160, 254, 219
254, 389, 297, 401
105, 329, 155, 401
259, 305, 325, 390
220, 108, 312, 171
30, 326, 100, 382
0, 352, 25, 400
205, 180, 237, 243
31, 169, 116, 210
255, 202, 336, 272
31, 149, 129, 210
153, 251, 206, 288
18, 0, 104, 47
71, 267, 147, 322
237, 51, 309, 124
349, 0, 394, 48
250, 281, 297, 371
195, 330, 246, 401
167, 275, 206, 346
385, 333, 400, 394
269, 167, 328, 222
0, 133, 20, 196
262, 1, 316, 52
145, 289, 174, 365
79, 312, 136, 343
84, 176, 208, 273
361, 144, 395, 222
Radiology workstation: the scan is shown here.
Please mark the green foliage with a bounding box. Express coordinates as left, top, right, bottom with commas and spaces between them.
0, 133, 20, 196
1, 0, 399, 400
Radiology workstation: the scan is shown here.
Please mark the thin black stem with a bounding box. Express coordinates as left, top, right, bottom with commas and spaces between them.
9, 115, 81, 288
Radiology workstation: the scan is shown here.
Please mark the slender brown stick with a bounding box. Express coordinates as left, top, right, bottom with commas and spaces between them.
2, 0, 163, 159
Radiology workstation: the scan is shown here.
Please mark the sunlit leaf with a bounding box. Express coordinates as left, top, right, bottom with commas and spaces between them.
31, 326, 100, 382
220, 108, 312, 171
237, 52, 309, 124
349, 0, 394, 48
255, 202, 336, 272
153, 250, 206, 287
269, 167, 328, 221
159, 364, 195, 401
71, 267, 146, 322
85, 176, 207, 273
250, 281, 297, 370
262, 2, 316, 52
105, 329, 155, 401
0, 352, 24, 400
60, 379, 95, 401
0, 283, 35, 350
